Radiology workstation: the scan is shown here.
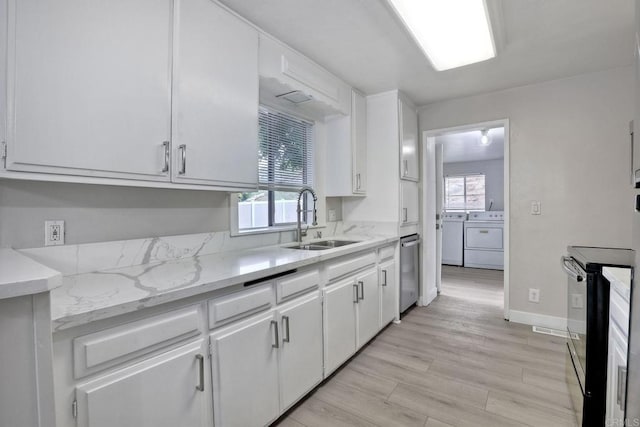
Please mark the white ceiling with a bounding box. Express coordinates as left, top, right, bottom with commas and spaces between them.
219, 0, 634, 106
439, 127, 505, 163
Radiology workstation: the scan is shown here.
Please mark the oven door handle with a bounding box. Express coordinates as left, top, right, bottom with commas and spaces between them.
561, 256, 585, 282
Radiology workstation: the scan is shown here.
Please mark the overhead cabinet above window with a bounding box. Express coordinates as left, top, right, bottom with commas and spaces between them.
4, 0, 259, 191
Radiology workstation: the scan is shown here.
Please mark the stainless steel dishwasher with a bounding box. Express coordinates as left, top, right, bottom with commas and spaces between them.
400, 234, 420, 313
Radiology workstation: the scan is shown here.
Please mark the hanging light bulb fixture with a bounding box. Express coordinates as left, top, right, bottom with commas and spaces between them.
480, 129, 490, 145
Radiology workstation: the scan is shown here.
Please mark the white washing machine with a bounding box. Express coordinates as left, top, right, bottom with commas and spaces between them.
442, 212, 466, 266
464, 211, 504, 270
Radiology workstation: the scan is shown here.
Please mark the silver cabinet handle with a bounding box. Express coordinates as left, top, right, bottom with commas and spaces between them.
631, 120, 634, 185
178, 144, 187, 175
382, 270, 387, 287
271, 320, 279, 348
195, 354, 204, 392
353, 284, 359, 304
358, 281, 364, 300
403, 208, 408, 222
162, 141, 170, 173
282, 316, 290, 343
618, 365, 627, 410
403, 159, 408, 177
356, 173, 361, 190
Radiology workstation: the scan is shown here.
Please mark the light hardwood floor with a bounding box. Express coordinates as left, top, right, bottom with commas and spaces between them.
276, 266, 576, 427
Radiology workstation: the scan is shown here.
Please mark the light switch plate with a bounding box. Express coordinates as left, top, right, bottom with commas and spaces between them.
531, 201, 541, 215
45, 220, 65, 246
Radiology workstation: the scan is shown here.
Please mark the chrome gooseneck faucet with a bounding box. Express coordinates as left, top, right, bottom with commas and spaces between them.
296, 186, 318, 242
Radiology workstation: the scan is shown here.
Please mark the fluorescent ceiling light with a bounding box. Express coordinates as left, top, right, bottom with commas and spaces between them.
387, 0, 496, 71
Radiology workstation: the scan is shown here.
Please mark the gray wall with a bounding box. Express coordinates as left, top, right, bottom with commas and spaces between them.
420, 66, 634, 320
443, 159, 504, 211
0, 180, 230, 249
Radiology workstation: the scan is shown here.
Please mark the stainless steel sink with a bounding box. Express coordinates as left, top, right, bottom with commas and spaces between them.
285, 240, 360, 251
313, 240, 360, 248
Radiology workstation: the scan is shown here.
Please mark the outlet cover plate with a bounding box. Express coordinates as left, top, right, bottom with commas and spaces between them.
45, 220, 65, 246
528, 288, 540, 303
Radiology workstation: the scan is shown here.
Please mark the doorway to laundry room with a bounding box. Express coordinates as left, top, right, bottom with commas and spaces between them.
422, 120, 509, 319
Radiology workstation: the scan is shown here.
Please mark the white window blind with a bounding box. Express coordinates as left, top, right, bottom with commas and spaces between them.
258, 106, 314, 189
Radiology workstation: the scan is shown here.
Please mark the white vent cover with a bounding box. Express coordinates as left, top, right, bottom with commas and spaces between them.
276, 90, 314, 104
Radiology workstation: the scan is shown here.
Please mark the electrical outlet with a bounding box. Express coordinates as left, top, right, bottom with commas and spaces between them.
45, 220, 65, 246
328, 209, 337, 222
531, 201, 541, 215
528, 288, 540, 303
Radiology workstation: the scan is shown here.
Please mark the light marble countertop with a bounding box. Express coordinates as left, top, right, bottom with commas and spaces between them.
603, 266, 632, 302
0, 248, 62, 299
50, 236, 397, 331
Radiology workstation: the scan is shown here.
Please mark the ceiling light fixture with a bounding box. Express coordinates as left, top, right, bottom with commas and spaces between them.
480, 129, 490, 146
387, 0, 496, 71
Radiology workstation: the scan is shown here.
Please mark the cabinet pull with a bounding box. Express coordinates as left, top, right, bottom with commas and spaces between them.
282, 316, 290, 343
382, 270, 388, 287
631, 120, 634, 185
178, 144, 187, 175
353, 284, 359, 304
162, 141, 170, 173
618, 365, 627, 410
403, 159, 408, 177
358, 281, 364, 300
403, 208, 408, 222
195, 354, 204, 392
271, 320, 279, 348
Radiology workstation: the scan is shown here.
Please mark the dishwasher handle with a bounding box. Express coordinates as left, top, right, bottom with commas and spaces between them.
561, 256, 585, 282
401, 239, 420, 248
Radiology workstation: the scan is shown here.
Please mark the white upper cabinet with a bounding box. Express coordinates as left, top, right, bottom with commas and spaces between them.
259, 35, 351, 117
7, 0, 173, 181
399, 97, 419, 181
326, 90, 367, 196
172, 0, 259, 189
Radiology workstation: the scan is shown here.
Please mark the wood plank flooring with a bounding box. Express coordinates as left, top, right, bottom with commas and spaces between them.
276, 266, 576, 427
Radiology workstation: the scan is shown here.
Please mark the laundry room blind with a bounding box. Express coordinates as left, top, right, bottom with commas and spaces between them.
258, 106, 314, 190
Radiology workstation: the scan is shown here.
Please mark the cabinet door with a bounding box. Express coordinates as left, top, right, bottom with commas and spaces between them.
401, 180, 420, 225
172, 0, 259, 188
352, 91, 367, 194
75, 340, 210, 427
606, 323, 628, 423
210, 311, 280, 427
323, 279, 357, 376
399, 98, 419, 181
8, 0, 172, 181
356, 269, 380, 347
278, 292, 323, 411
379, 259, 397, 328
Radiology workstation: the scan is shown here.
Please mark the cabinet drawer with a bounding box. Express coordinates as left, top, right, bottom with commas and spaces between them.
208, 283, 274, 329
326, 251, 376, 282
378, 245, 395, 261
276, 270, 320, 303
73, 305, 204, 379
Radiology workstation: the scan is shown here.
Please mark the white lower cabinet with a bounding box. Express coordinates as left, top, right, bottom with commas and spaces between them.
323, 267, 379, 376
74, 340, 211, 427
323, 279, 358, 375
379, 259, 397, 328
210, 311, 280, 427
278, 292, 323, 411
210, 291, 323, 426
356, 269, 380, 348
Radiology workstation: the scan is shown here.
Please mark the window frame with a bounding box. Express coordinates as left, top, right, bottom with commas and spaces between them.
230, 106, 319, 236
444, 173, 486, 212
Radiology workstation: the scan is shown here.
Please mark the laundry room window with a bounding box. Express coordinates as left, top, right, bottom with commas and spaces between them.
234, 106, 315, 232
444, 174, 485, 212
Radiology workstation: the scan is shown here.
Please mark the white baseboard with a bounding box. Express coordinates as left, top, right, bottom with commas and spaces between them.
509, 310, 567, 330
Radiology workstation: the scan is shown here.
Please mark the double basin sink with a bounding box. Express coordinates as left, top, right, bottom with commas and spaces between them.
285, 240, 360, 251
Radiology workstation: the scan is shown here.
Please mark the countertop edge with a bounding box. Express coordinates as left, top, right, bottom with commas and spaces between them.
0, 249, 63, 300
51, 235, 399, 331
